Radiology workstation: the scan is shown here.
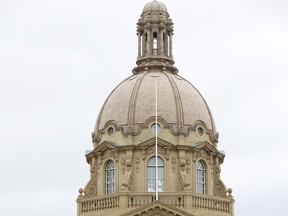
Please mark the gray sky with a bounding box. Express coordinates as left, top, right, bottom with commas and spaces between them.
0, 0, 288, 215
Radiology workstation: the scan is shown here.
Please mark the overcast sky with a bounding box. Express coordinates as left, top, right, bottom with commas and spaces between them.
0, 0, 288, 216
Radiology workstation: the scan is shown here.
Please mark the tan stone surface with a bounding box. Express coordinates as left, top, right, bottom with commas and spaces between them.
95, 71, 216, 140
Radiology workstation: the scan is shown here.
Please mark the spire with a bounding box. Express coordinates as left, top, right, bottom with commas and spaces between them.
133, 0, 178, 74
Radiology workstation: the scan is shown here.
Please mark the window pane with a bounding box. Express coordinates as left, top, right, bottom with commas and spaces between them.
147, 156, 164, 192
148, 167, 155, 179
106, 160, 115, 194
158, 167, 164, 179
148, 157, 156, 166
148, 180, 155, 192
158, 180, 164, 192
196, 160, 206, 194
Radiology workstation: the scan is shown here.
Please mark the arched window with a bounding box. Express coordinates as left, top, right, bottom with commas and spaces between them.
196, 160, 206, 194
153, 32, 158, 55
147, 156, 164, 192
105, 160, 115, 194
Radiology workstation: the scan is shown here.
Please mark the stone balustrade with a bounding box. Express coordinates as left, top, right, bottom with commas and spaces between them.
128, 192, 184, 208
77, 192, 233, 214
192, 194, 232, 214
80, 194, 119, 213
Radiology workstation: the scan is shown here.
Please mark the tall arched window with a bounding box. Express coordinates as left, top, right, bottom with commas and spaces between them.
105, 160, 115, 194
147, 156, 164, 192
153, 32, 158, 55
196, 160, 206, 194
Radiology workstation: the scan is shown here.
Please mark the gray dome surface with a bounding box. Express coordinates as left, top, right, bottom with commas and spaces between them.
94, 71, 216, 138
143, 0, 167, 13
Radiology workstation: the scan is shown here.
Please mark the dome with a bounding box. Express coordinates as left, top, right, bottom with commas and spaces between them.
94, 70, 217, 142
92, 0, 218, 145
143, 0, 167, 13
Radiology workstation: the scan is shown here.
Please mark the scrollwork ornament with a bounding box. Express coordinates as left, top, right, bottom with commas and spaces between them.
200, 149, 209, 160
86, 185, 96, 196
214, 180, 226, 197
84, 175, 97, 197
145, 146, 167, 157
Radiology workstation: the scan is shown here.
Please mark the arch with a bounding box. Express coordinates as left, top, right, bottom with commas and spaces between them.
105, 160, 115, 194
196, 160, 206, 194
147, 156, 164, 192
153, 32, 158, 55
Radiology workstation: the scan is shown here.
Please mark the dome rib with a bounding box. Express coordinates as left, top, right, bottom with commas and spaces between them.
127, 72, 147, 132
163, 71, 184, 133
94, 70, 217, 138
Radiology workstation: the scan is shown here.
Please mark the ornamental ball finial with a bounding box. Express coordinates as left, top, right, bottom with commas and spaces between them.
228, 188, 233, 194
78, 188, 84, 194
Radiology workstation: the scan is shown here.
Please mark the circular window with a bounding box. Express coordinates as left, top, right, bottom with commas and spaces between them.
107, 127, 114, 136
197, 127, 204, 136
151, 123, 161, 133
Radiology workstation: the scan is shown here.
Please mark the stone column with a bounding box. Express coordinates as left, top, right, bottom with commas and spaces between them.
164, 33, 168, 56
142, 32, 146, 55
147, 29, 151, 55
169, 32, 173, 57
159, 29, 164, 55
137, 31, 141, 58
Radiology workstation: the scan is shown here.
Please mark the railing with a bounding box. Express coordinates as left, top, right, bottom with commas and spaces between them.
128, 192, 184, 208
78, 192, 233, 214
192, 194, 232, 214
80, 195, 119, 213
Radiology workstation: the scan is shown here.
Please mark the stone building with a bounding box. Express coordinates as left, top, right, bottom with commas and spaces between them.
76, 1, 235, 216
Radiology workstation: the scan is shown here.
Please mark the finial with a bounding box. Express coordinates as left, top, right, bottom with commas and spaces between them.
78, 188, 84, 198
227, 188, 234, 199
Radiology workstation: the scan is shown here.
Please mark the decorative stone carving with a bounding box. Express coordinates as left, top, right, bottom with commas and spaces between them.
179, 177, 184, 191
214, 180, 226, 197
192, 151, 197, 162
165, 149, 170, 160
121, 159, 126, 174
186, 159, 191, 174
84, 164, 97, 197
97, 156, 101, 178
200, 149, 209, 160
90, 163, 97, 176
139, 207, 174, 216
171, 158, 176, 174
178, 159, 190, 188
122, 159, 133, 190
101, 149, 112, 161
141, 148, 147, 160
193, 149, 211, 162
112, 151, 119, 162
214, 156, 227, 197
143, 146, 169, 160
135, 158, 140, 174
128, 176, 133, 191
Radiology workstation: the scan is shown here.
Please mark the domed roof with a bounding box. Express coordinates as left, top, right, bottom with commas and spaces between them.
94, 71, 216, 141
143, 0, 167, 13
92, 0, 218, 144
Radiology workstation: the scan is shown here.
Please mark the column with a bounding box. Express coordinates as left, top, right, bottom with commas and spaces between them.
142, 32, 146, 56
169, 32, 173, 57
164, 33, 168, 56
137, 31, 141, 58
159, 29, 164, 55
147, 30, 151, 55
